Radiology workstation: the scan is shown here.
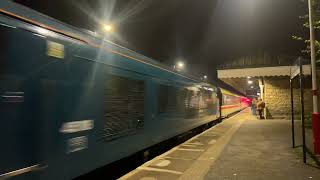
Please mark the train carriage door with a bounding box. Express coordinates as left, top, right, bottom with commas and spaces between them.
217, 88, 222, 118
0, 81, 44, 180
0, 24, 47, 179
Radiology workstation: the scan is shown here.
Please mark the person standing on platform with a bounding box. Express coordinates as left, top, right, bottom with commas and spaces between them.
251, 97, 257, 115
257, 98, 265, 119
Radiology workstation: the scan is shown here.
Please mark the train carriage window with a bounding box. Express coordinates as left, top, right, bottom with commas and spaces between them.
158, 85, 169, 113
99, 75, 144, 142
158, 85, 187, 115
157, 85, 218, 118
223, 94, 240, 105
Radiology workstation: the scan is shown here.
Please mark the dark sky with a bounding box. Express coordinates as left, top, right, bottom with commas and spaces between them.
16, 0, 308, 77
111, 0, 307, 74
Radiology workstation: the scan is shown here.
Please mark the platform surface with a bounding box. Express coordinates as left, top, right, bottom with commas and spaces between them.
120, 109, 320, 180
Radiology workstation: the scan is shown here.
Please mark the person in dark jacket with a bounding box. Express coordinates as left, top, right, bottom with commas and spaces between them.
257, 98, 265, 119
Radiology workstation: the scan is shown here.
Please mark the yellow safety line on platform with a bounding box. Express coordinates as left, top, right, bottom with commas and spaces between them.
176, 148, 205, 152
120, 110, 245, 180
221, 88, 241, 97
177, 113, 246, 180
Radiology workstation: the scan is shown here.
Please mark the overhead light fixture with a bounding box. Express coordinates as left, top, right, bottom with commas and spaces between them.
248, 80, 253, 84
103, 24, 113, 32
177, 61, 184, 68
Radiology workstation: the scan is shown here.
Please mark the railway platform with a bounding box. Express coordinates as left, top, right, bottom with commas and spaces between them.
120, 109, 320, 180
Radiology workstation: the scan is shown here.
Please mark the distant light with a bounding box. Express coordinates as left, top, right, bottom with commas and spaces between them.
204, 75, 207, 79
174, 60, 186, 72
251, 86, 254, 88
247, 76, 251, 78
257, 92, 260, 95
248, 80, 253, 84
103, 24, 113, 32
177, 61, 184, 68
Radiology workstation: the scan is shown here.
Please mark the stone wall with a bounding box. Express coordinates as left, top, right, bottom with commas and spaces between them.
264, 76, 313, 119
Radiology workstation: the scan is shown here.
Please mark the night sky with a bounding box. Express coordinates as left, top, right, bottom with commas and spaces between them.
16, 0, 308, 77
111, 0, 307, 75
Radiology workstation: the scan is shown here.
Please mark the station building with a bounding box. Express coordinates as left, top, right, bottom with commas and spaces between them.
217, 55, 315, 119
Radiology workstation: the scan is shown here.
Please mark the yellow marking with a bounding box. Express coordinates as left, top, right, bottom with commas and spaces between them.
221, 88, 241, 97
47, 41, 64, 59
176, 148, 204, 152
184, 142, 204, 146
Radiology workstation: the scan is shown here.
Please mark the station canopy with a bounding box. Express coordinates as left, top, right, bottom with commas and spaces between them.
218, 65, 311, 78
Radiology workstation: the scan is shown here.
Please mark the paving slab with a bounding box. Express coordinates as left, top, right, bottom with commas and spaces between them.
204, 114, 320, 180
120, 109, 320, 180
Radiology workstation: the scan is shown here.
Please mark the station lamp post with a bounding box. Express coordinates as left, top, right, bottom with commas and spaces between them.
307, 0, 320, 154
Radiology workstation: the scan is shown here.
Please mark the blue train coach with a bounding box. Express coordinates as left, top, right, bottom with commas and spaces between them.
0, 1, 226, 179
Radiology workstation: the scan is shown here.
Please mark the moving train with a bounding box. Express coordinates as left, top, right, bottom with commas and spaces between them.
221, 89, 249, 117
0, 1, 248, 179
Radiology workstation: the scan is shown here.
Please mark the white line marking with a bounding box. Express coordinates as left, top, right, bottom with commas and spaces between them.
180, 144, 200, 148
155, 160, 171, 167
2, 95, 23, 98
178, 113, 246, 180
137, 167, 183, 175
208, 139, 217, 144
120, 110, 246, 180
